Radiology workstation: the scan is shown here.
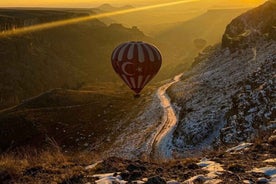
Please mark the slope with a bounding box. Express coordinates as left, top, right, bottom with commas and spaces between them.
167, 1, 275, 156
0, 9, 151, 109
0, 84, 156, 153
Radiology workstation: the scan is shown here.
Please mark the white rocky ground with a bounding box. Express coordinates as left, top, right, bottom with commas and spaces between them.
89, 138, 276, 184
104, 75, 181, 161
168, 40, 275, 155
104, 91, 164, 160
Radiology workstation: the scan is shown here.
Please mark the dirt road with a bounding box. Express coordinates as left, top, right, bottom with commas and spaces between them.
149, 74, 182, 161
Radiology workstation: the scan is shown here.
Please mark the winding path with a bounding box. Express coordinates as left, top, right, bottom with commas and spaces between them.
149, 74, 182, 161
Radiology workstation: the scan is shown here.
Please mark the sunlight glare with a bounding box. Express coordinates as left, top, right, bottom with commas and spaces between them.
0, 0, 198, 38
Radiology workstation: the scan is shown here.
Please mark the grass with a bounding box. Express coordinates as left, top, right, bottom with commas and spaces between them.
1, 149, 67, 183
0, 84, 158, 154
0, 128, 274, 183
0, 146, 103, 184
0, 149, 184, 183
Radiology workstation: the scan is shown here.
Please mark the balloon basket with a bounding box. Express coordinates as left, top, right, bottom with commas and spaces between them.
133, 94, 141, 98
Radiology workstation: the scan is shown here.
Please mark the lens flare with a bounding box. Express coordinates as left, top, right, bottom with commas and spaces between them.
0, 0, 197, 38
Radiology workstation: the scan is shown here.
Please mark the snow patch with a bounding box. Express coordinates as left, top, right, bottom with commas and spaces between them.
252, 167, 276, 177
264, 158, 276, 163
252, 167, 276, 183
93, 173, 127, 184
183, 174, 222, 184
183, 159, 224, 184
197, 158, 224, 172
226, 143, 253, 152
85, 161, 102, 170
167, 180, 180, 184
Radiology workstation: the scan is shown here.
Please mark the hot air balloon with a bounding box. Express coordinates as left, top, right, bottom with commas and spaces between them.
111, 41, 162, 97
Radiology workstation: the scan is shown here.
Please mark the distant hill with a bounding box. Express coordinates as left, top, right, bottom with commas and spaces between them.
0, 9, 152, 109
90, 4, 134, 26
94, 1, 206, 34
96, 3, 134, 12
94, 0, 263, 36
152, 8, 248, 75
156, 8, 248, 48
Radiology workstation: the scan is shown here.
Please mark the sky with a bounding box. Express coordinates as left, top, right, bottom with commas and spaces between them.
0, 0, 266, 8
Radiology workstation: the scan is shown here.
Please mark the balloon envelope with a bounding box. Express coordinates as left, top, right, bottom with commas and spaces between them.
111, 41, 162, 94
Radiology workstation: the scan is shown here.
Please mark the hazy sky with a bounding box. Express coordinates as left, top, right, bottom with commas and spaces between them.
0, 0, 266, 7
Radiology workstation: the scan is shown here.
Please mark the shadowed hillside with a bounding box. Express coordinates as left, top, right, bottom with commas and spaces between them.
0, 84, 156, 153
0, 9, 152, 109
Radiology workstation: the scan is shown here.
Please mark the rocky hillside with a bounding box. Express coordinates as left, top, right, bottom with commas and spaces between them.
221, 57, 275, 144
222, 1, 276, 50
167, 2, 275, 155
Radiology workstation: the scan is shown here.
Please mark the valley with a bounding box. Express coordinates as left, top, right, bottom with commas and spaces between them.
0, 1, 275, 183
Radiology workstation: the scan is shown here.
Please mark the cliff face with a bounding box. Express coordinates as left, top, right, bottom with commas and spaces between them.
221, 56, 275, 144
222, 1, 276, 50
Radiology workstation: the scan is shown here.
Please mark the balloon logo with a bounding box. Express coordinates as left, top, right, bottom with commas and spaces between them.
111, 41, 162, 95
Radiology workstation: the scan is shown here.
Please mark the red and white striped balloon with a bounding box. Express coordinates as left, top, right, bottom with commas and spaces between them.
111, 41, 162, 94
